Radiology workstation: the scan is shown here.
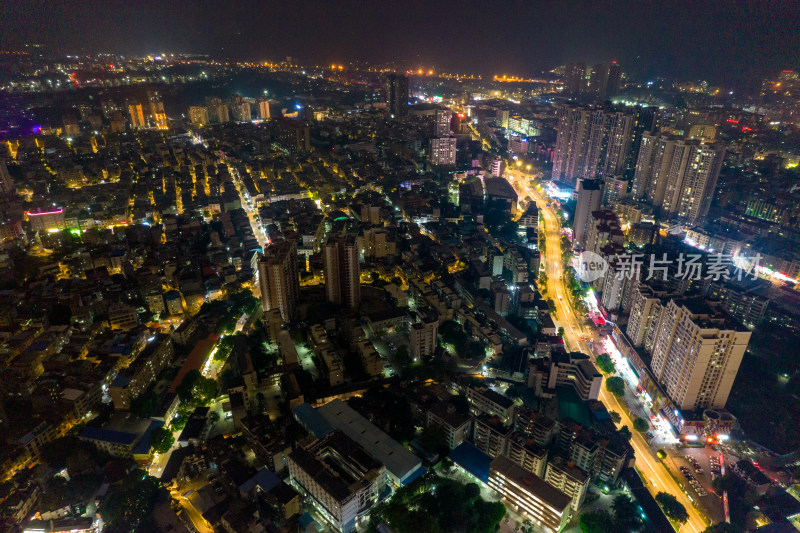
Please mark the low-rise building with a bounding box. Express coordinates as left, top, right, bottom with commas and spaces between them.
544, 456, 590, 511
287, 430, 385, 533
466, 385, 515, 423
488, 455, 572, 533
426, 401, 472, 450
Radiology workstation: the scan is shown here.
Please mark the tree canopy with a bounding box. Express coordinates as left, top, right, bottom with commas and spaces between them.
100, 471, 163, 533
612, 494, 641, 531
149, 427, 174, 454
633, 417, 650, 433
655, 492, 689, 524
595, 353, 615, 374
579, 509, 615, 533
176, 369, 217, 404
369, 473, 505, 533
606, 376, 626, 397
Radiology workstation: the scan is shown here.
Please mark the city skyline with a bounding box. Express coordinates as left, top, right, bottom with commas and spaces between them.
1, 5, 800, 533
2, 1, 800, 88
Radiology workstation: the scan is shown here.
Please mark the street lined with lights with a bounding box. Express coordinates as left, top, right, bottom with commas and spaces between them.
507, 169, 710, 533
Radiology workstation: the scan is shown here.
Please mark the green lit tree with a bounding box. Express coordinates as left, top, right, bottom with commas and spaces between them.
595, 353, 615, 374
605, 376, 626, 397
579, 509, 614, 533
655, 492, 688, 524
149, 427, 174, 454
633, 417, 650, 433
611, 494, 641, 531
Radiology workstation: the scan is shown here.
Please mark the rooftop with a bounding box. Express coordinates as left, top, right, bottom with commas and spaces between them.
316, 399, 422, 484
490, 455, 572, 512
449, 441, 493, 483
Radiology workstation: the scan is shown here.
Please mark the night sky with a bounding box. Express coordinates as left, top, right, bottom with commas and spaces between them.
2, 0, 800, 86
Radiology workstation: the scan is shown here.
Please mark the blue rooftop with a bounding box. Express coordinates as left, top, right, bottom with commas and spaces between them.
111, 375, 131, 388
80, 426, 137, 446
239, 467, 280, 494
28, 340, 51, 352
292, 403, 334, 439
403, 465, 428, 486
449, 442, 492, 483
132, 420, 164, 455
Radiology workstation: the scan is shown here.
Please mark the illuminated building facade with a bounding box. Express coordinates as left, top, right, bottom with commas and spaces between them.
258, 239, 301, 321
650, 299, 750, 410
488, 455, 571, 533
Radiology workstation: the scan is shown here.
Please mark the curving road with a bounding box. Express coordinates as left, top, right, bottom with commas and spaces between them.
507, 170, 709, 533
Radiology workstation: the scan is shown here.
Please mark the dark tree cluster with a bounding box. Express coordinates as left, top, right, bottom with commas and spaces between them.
579, 494, 644, 533
369, 473, 505, 533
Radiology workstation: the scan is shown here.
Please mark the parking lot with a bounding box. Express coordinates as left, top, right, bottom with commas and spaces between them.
668, 447, 726, 523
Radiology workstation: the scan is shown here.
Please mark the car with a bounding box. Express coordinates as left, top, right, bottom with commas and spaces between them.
695, 468, 704, 474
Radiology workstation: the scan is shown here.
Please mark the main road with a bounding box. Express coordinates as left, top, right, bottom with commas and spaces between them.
506, 170, 709, 533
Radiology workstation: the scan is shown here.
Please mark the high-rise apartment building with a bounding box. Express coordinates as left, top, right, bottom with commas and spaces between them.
410, 313, 439, 361
109, 111, 125, 133
496, 109, 510, 129
555, 107, 606, 183
606, 62, 621, 97
587, 63, 621, 99
434, 108, 451, 136
622, 106, 661, 180
601, 112, 635, 177
589, 64, 609, 98
232, 101, 251, 122
385, 73, 408, 116
323, 234, 361, 310
650, 299, 750, 410
430, 136, 457, 167
258, 99, 271, 120
210, 103, 229, 123
189, 106, 209, 126
258, 240, 300, 322
572, 179, 603, 250
663, 141, 725, 223
128, 102, 146, 129
149, 99, 167, 130
552, 105, 635, 185
601, 175, 629, 207
632, 135, 725, 223
564, 63, 587, 94
626, 281, 680, 351
275, 118, 311, 152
